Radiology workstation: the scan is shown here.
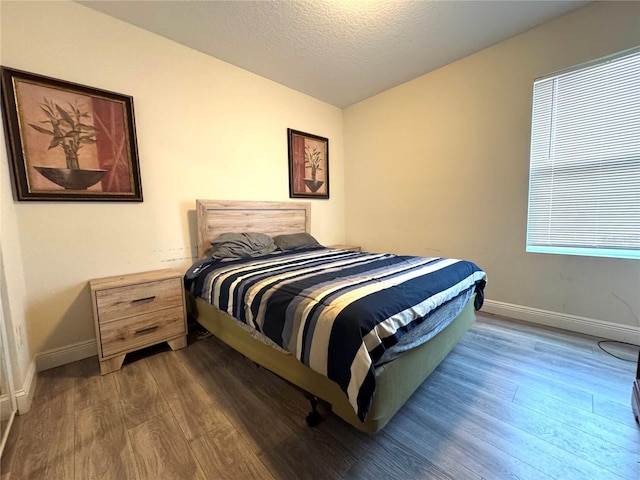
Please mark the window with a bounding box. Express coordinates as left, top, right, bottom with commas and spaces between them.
526, 48, 640, 260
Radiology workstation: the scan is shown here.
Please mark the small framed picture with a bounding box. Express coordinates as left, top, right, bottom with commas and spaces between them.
1, 67, 143, 201
287, 128, 329, 199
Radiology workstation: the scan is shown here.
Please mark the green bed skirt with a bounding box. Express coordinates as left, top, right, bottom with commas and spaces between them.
190, 294, 476, 433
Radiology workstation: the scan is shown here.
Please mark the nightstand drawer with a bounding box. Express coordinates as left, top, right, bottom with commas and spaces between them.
96, 277, 183, 323
100, 305, 185, 357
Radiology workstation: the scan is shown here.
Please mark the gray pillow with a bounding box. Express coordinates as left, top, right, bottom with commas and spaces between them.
211, 232, 277, 259
273, 232, 321, 250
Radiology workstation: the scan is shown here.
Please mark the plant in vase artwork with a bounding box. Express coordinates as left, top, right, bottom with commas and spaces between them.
287, 128, 329, 199
304, 144, 324, 192
1, 67, 143, 201
27, 97, 106, 190
29, 98, 97, 169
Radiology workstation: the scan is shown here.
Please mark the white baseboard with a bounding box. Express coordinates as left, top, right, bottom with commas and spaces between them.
12, 341, 97, 415
0, 394, 12, 421
26, 303, 639, 376
15, 358, 36, 414
483, 299, 640, 344
35, 338, 97, 372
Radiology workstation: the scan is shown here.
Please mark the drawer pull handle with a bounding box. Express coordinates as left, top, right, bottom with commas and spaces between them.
134, 325, 159, 336
132, 296, 156, 304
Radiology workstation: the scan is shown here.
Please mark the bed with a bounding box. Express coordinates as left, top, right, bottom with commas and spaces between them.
185, 199, 486, 433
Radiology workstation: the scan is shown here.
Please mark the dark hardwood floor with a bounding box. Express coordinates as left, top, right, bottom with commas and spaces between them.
1, 313, 638, 479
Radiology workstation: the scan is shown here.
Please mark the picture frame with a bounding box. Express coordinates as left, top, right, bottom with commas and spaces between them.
0, 67, 143, 201
288, 128, 329, 199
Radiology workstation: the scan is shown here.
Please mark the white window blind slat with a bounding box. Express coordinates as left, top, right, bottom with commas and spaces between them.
526, 48, 640, 260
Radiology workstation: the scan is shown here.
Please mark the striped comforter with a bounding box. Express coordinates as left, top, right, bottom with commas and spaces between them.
185, 248, 486, 421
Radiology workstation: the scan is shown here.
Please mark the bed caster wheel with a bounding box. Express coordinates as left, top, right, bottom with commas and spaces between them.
304, 393, 322, 426
306, 411, 322, 427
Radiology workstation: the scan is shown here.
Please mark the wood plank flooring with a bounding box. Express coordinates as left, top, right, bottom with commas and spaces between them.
1, 313, 638, 480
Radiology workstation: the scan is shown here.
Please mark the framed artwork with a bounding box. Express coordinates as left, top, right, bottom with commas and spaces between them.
288, 128, 329, 199
0, 67, 143, 201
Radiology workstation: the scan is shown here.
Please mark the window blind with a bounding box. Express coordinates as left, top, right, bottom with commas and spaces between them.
526, 48, 640, 260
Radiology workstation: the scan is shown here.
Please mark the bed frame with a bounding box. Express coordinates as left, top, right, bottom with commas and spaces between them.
191, 199, 476, 433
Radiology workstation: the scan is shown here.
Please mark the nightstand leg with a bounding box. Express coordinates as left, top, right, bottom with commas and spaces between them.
167, 335, 187, 350
100, 354, 126, 375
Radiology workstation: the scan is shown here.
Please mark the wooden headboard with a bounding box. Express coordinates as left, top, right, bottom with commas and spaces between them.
196, 200, 311, 258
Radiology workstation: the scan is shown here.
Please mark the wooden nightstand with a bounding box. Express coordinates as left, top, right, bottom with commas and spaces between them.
329, 244, 361, 252
90, 269, 187, 375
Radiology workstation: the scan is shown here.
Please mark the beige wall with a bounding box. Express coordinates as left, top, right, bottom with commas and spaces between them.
0, 0, 345, 369
344, 2, 640, 330
0, 151, 31, 391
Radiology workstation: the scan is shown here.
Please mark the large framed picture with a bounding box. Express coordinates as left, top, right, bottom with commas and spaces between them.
0, 67, 143, 201
288, 128, 329, 199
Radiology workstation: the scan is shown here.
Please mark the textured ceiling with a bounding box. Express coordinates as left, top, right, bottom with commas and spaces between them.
79, 0, 590, 108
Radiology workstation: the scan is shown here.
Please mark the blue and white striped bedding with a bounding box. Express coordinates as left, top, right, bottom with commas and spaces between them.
185, 247, 487, 421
